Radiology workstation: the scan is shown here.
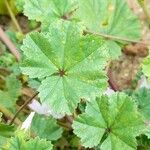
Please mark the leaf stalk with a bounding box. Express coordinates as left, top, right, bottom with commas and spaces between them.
85, 30, 150, 45
9, 92, 39, 125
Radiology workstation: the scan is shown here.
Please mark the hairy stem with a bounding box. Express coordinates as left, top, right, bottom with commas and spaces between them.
9, 92, 39, 125
85, 30, 150, 45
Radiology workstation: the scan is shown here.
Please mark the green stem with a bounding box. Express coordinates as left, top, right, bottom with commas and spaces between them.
4, 0, 23, 33
85, 30, 150, 45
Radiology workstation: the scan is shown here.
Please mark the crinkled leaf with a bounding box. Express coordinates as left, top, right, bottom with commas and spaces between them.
73, 93, 143, 149
75, 0, 141, 40
132, 88, 150, 120
4, 136, 53, 150
31, 114, 63, 141
4, 135, 25, 150
24, 0, 77, 30
21, 22, 108, 115
24, 137, 53, 150
0, 75, 21, 108
3, 131, 26, 150
142, 54, 150, 82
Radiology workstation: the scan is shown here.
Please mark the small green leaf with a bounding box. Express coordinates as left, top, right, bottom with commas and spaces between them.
31, 114, 63, 141
21, 22, 108, 115
75, 0, 141, 40
132, 88, 150, 120
73, 93, 143, 149
0, 75, 21, 108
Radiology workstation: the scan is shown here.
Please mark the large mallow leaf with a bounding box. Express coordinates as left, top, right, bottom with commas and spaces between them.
73, 93, 144, 150
24, 0, 78, 30
75, 0, 141, 40
21, 22, 108, 115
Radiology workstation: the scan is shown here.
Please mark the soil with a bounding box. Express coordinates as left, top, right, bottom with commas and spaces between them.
109, 0, 150, 91
0, 14, 30, 33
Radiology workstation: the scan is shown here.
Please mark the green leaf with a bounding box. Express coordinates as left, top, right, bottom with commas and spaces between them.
4, 136, 53, 150
75, 0, 141, 40
0, 124, 15, 138
24, 137, 53, 150
132, 88, 150, 120
143, 125, 150, 139
102, 41, 121, 59
137, 134, 150, 150
0, 114, 15, 138
142, 54, 150, 82
15, 0, 25, 12
3, 131, 26, 150
73, 93, 143, 149
24, 0, 77, 30
31, 114, 63, 141
0, 75, 21, 108
4, 136, 24, 150
0, 136, 8, 149
21, 22, 108, 115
